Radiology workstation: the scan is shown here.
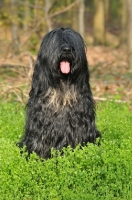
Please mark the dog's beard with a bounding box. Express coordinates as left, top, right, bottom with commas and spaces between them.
44, 84, 77, 111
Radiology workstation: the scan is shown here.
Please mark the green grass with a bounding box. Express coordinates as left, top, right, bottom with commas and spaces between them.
0, 101, 132, 200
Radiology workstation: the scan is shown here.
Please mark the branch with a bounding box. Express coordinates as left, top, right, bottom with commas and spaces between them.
20, 17, 45, 48
0, 63, 28, 68
6, 87, 24, 104
94, 96, 129, 104
20, 0, 79, 48
49, 0, 79, 18
18, 1, 43, 9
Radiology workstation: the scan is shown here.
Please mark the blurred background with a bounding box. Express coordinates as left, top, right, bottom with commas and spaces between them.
0, 0, 132, 104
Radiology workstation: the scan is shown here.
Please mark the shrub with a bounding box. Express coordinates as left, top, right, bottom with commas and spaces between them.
0, 102, 132, 199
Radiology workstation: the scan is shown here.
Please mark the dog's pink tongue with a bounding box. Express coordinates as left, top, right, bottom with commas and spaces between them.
60, 61, 70, 74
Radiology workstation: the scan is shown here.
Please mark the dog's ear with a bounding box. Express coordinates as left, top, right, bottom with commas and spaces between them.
29, 59, 52, 98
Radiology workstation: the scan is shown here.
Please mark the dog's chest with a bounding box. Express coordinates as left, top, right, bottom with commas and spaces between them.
41, 101, 83, 134
44, 84, 78, 111
40, 88, 84, 130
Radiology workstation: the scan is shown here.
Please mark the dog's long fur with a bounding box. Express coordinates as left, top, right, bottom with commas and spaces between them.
18, 28, 100, 159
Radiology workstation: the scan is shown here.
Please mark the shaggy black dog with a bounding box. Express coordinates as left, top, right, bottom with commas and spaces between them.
18, 27, 100, 159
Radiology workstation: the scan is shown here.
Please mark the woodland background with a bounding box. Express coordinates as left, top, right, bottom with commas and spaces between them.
0, 0, 132, 105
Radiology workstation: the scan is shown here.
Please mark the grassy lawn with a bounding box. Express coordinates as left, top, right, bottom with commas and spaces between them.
0, 101, 132, 199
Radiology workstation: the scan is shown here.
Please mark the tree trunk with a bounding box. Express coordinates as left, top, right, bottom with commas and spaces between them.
93, 0, 105, 45
45, 0, 53, 32
104, 0, 109, 22
127, 0, 132, 68
24, 0, 30, 32
78, 0, 85, 38
120, 0, 127, 47
10, 0, 19, 54
34, 0, 39, 20
72, 3, 78, 31
67, 0, 72, 27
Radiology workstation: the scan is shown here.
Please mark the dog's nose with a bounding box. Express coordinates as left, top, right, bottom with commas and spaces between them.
61, 46, 71, 53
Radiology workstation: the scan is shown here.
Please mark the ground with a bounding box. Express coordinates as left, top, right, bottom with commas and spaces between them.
0, 46, 131, 106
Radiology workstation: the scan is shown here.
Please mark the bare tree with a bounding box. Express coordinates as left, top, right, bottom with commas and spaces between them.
45, 0, 53, 32
127, 0, 132, 68
78, 0, 85, 38
72, 3, 78, 31
120, 0, 127, 46
0, 0, 3, 7
10, 0, 19, 54
93, 0, 105, 45
104, 0, 109, 22
23, 0, 30, 32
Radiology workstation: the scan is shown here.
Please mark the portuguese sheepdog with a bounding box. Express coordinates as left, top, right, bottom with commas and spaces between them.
18, 28, 100, 159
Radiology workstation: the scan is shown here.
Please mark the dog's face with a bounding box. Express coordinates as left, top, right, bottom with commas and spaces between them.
37, 28, 87, 80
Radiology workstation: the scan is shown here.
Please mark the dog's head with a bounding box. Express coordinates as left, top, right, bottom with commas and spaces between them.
37, 28, 88, 80
31, 28, 89, 97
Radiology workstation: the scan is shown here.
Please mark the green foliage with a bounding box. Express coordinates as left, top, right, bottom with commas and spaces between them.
29, 34, 40, 54
109, 0, 122, 21
0, 102, 132, 199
